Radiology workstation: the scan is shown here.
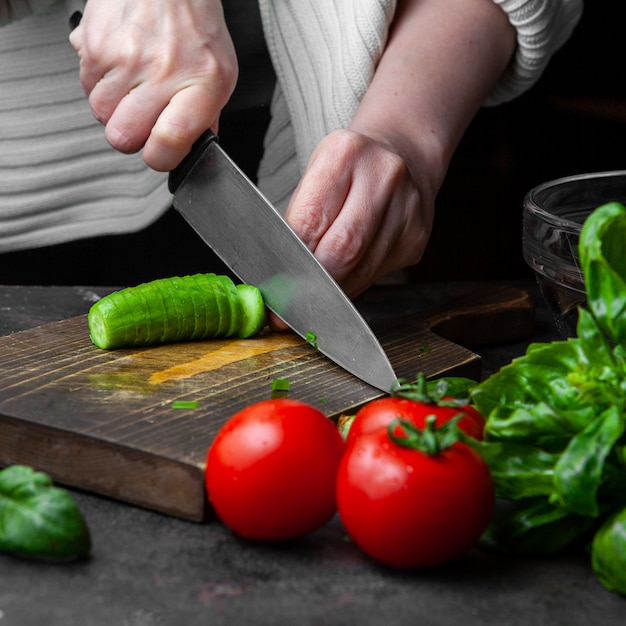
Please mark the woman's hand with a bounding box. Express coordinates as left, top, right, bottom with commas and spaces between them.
284, 129, 433, 300
69, 0, 238, 171
286, 0, 516, 301
266, 128, 433, 331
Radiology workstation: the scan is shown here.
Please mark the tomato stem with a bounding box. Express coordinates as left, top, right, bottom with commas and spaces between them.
388, 415, 464, 455
391, 374, 470, 408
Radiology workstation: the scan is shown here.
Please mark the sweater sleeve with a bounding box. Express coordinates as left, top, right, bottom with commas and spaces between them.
0, 0, 60, 26
486, 0, 584, 105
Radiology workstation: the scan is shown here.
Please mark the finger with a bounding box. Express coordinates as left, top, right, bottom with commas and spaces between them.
141, 83, 227, 171
70, 24, 140, 127
70, 24, 119, 95
68, 23, 82, 53
284, 149, 351, 251
101, 79, 165, 155
339, 198, 428, 298
86, 66, 139, 126
338, 225, 403, 298
268, 312, 289, 331
310, 173, 385, 285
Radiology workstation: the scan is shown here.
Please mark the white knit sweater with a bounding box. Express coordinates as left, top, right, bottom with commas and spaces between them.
0, 0, 583, 251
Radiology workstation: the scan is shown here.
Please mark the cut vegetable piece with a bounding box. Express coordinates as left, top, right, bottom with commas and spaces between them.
88, 274, 266, 349
204, 274, 234, 338
87, 291, 131, 349
236, 283, 268, 338
155, 278, 187, 344
155, 278, 187, 343
201, 274, 223, 338
306, 331, 318, 349
170, 276, 197, 340
272, 378, 290, 392
184, 275, 210, 341
215, 275, 243, 337
171, 400, 200, 410
131, 288, 151, 344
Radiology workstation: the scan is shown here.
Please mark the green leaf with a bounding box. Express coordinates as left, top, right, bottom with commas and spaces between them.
591, 506, 626, 596
463, 437, 559, 500
472, 339, 600, 443
392, 374, 478, 406
0, 465, 91, 560
568, 308, 626, 407
483, 498, 597, 555
551, 405, 626, 517
463, 202, 626, 575
425, 376, 478, 400
579, 202, 626, 347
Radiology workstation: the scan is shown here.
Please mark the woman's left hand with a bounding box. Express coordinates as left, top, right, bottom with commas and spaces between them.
284, 128, 433, 300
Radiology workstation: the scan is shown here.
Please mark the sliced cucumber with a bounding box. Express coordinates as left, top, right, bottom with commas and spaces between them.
88, 273, 266, 349
214, 274, 243, 337
195, 273, 225, 339
235, 283, 268, 338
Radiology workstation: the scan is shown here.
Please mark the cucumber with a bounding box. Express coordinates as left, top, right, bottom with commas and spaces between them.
88, 273, 267, 349
236, 283, 268, 338
213, 274, 243, 337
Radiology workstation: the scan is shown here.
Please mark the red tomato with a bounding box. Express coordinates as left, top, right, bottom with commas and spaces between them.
346, 397, 485, 446
205, 399, 345, 542
336, 427, 494, 569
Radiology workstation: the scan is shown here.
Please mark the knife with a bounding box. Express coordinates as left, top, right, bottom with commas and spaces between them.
168, 131, 397, 391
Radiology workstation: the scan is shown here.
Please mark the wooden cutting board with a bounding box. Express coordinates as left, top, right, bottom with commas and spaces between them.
0, 285, 533, 521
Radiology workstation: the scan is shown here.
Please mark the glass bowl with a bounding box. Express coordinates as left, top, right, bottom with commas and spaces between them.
523, 171, 626, 338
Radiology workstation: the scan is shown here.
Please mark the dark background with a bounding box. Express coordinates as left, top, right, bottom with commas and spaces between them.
0, 2, 621, 287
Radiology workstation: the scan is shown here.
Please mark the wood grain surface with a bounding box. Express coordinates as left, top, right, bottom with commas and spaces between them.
0, 285, 533, 521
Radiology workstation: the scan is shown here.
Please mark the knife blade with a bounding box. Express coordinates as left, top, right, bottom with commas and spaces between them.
168, 131, 397, 391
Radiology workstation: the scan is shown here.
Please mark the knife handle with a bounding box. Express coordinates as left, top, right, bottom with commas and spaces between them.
64, 0, 86, 30
168, 129, 218, 194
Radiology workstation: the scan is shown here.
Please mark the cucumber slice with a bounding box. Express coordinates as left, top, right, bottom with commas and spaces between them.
236, 283, 268, 338
214, 275, 243, 337
170, 276, 197, 340
88, 292, 133, 349
184, 275, 212, 341
205, 274, 236, 338
150, 279, 183, 343
194, 273, 224, 339
87, 273, 266, 349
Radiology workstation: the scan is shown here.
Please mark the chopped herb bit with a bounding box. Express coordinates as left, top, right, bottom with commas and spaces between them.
171, 400, 199, 410
306, 331, 318, 349
420, 343, 431, 354
272, 378, 290, 392
271, 377, 290, 399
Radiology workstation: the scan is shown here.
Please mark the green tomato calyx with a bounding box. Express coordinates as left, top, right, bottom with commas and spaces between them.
391, 374, 472, 408
388, 415, 463, 456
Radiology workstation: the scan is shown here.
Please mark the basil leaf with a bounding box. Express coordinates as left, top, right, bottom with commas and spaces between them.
483, 498, 597, 555
580, 202, 626, 347
551, 405, 626, 517
425, 376, 478, 399
575, 306, 616, 370
0, 465, 91, 560
473, 306, 626, 449
569, 308, 626, 407
463, 437, 558, 500
591, 506, 626, 596
472, 339, 599, 442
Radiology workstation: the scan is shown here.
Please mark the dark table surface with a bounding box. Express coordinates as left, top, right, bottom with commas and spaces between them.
0, 281, 623, 626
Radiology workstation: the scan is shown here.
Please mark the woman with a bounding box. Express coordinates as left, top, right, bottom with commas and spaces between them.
0, 0, 583, 290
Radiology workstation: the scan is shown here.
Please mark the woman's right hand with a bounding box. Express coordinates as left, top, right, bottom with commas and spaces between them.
69, 0, 238, 171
